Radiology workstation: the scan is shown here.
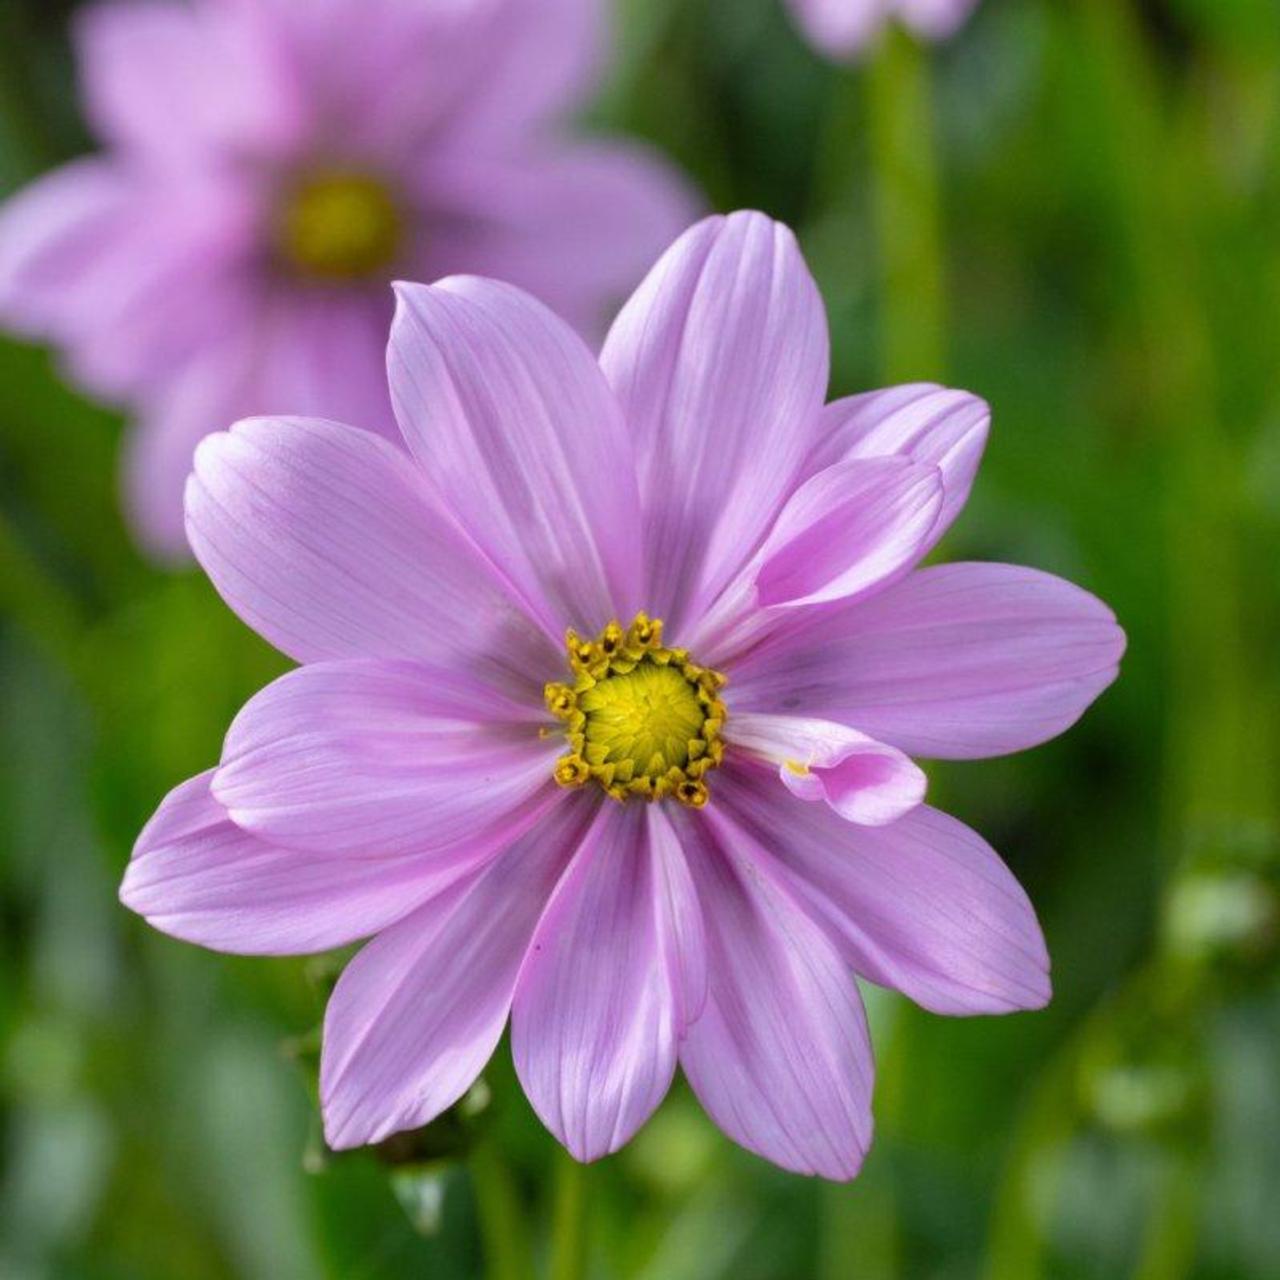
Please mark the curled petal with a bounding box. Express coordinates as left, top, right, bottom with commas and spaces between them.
727, 713, 925, 825
807, 385, 989, 554
754, 457, 943, 609
721, 768, 1050, 1015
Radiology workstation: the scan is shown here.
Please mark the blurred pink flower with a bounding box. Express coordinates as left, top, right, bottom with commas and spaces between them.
789, 0, 979, 58
120, 211, 1123, 1179
0, 0, 695, 558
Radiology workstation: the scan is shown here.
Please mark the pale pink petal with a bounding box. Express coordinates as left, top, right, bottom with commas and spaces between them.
674, 808, 874, 1180
240, 289, 398, 440
263, 0, 602, 155
754, 458, 942, 609
124, 290, 398, 562
720, 769, 1050, 1014
0, 162, 257, 401
388, 277, 643, 635
649, 805, 708, 1030
726, 713, 925, 825
121, 342, 248, 561
897, 0, 981, 40
434, 0, 605, 148
414, 141, 698, 341
185, 416, 556, 683
120, 772, 449, 955
512, 805, 694, 1161
732, 563, 1125, 759
805, 385, 990, 554
693, 457, 942, 660
0, 159, 131, 339
788, 0, 890, 59
74, 0, 300, 162
213, 659, 557, 859
321, 798, 593, 1149
599, 211, 830, 633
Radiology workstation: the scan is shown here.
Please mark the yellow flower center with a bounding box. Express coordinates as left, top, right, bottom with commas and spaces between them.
546, 613, 728, 807
276, 170, 403, 281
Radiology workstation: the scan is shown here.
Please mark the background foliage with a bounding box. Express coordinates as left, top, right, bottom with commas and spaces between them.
2, 0, 1278, 1276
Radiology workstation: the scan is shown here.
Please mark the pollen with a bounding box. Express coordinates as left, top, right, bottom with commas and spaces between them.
276, 169, 403, 281
546, 613, 727, 807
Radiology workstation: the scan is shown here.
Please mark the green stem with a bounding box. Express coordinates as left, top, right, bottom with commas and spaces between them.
866, 25, 946, 382
548, 1148, 589, 1280
1133, 1154, 1200, 1280
469, 1141, 535, 1280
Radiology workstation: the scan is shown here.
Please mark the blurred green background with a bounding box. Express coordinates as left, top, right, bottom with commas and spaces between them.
2, 0, 1278, 1276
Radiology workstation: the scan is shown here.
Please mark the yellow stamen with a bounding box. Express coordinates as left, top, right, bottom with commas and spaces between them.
547, 613, 728, 807
277, 169, 403, 281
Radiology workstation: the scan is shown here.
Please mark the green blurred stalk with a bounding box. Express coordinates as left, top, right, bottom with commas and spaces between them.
988, 0, 1275, 1274
1133, 1153, 1200, 1280
817, 25, 948, 1278
0, 505, 87, 680
469, 1141, 535, 1280
548, 1148, 589, 1280
1079, 0, 1264, 837
866, 25, 946, 382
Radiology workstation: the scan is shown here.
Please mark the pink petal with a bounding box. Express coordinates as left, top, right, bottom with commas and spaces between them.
599, 211, 830, 633
213, 659, 557, 860
239, 288, 398, 440
674, 808, 874, 1180
268, 0, 603, 155
512, 805, 700, 1161
435, 0, 605, 149
120, 771, 448, 955
320, 798, 592, 1149
787, 0, 890, 59
732, 563, 1125, 759
896, 0, 981, 40
74, 0, 300, 162
650, 806, 708, 1030
388, 277, 643, 635
0, 159, 259, 402
721, 769, 1050, 1014
413, 141, 698, 341
124, 291, 398, 563
726, 713, 925, 825
805, 385, 990, 555
185, 416, 555, 679
0, 159, 131, 339
121, 341, 248, 561
754, 457, 942, 609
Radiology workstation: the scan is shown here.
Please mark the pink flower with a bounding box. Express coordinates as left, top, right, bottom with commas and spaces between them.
0, 0, 694, 559
120, 211, 1124, 1179
789, 0, 980, 59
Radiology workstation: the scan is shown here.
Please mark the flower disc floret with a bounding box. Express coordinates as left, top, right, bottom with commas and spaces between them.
546, 613, 727, 806
276, 169, 404, 281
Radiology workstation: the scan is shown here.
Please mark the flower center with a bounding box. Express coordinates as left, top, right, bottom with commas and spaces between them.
276, 169, 403, 281
546, 614, 727, 808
